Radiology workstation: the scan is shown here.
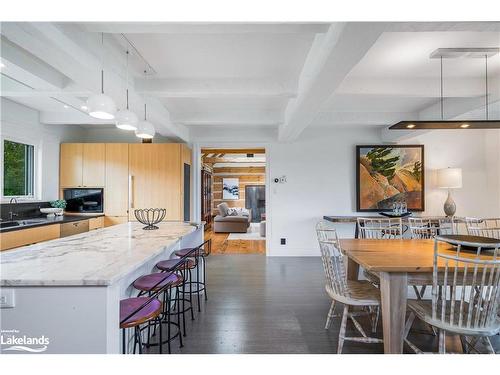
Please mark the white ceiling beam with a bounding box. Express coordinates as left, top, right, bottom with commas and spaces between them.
174, 110, 282, 127
135, 78, 296, 98
1, 22, 189, 141
312, 111, 419, 126
279, 22, 389, 142
336, 76, 500, 98
39, 111, 112, 125
79, 23, 330, 34
389, 21, 500, 32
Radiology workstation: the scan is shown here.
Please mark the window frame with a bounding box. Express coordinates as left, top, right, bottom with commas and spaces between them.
1, 136, 38, 201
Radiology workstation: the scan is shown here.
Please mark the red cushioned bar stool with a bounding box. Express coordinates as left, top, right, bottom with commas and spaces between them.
174, 240, 211, 312
120, 297, 162, 354
156, 258, 196, 336
133, 272, 184, 354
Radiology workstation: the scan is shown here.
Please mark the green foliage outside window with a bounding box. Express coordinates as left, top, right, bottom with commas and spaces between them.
3, 140, 34, 197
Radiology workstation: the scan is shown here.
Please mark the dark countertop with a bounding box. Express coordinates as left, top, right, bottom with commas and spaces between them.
0, 213, 104, 233
323, 215, 466, 223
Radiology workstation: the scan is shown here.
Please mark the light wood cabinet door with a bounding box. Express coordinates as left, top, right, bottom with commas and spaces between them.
60, 143, 83, 187
129, 144, 182, 221
89, 216, 104, 230
104, 216, 128, 227
82, 143, 105, 187
0, 224, 60, 251
105, 144, 129, 216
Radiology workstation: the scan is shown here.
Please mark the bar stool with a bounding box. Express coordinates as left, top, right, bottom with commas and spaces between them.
133, 272, 184, 353
120, 297, 162, 354
174, 241, 211, 312
156, 258, 196, 335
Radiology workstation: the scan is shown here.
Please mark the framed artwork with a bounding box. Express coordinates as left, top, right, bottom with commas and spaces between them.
222, 178, 239, 200
356, 145, 424, 212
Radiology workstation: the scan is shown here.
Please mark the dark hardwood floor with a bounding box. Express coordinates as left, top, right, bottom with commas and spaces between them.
148, 255, 499, 354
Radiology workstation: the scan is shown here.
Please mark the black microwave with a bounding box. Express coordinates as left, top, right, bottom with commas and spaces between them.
63, 188, 104, 213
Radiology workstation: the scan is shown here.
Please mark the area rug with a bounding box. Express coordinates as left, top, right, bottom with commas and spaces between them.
227, 223, 264, 240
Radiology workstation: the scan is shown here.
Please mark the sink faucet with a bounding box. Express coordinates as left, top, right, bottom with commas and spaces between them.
8, 197, 19, 221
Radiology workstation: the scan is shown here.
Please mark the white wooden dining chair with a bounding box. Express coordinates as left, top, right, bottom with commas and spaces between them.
466, 217, 500, 239
404, 236, 500, 354
316, 221, 383, 353
408, 217, 457, 300
357, 217, 403, 239
357, 217, 403, 286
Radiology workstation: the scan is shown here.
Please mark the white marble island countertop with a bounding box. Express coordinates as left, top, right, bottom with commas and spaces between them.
0, 221, 201, 287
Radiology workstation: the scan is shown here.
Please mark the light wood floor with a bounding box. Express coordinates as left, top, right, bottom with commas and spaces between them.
205, 229, 265, 255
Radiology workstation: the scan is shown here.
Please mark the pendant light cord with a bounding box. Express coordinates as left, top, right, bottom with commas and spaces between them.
101, 32, 104, 94
485, 55, 489, 120
440, 56, 444, 120
144, 103, 147, 121
126, 50, 130, 109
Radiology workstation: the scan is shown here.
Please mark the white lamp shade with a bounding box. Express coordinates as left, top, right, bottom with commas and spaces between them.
115, 109, 138, 131
135, 120, 155, 139
436, 168, 462, 189
86, 93, 117, 120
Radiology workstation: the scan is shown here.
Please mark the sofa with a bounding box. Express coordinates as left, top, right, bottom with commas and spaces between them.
214, 203, 251, 233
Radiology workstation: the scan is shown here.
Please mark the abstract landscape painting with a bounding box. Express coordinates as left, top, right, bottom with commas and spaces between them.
223, 178, 239, 200
356, 145, 424, 211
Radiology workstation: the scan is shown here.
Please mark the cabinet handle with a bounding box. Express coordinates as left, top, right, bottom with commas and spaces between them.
129, 175, 134, 209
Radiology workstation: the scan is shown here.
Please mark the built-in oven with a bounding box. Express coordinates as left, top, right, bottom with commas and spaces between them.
63, 188, 104, 213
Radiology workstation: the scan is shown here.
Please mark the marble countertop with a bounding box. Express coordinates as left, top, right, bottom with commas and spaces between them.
0, 221, 201, 287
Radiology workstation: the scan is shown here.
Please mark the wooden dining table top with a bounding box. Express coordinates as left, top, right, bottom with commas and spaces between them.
339, 239, 496, 273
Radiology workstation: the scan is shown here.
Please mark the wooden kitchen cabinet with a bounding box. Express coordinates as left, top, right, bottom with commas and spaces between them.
60, 143, 83, 187
105, 143, 129, 216
59, 143, 105, 187
129, 144, 189, 221
89, 216, 104, 230
104, 216, 128, 227
82, 143, 105, 186
0, 224, 61, 251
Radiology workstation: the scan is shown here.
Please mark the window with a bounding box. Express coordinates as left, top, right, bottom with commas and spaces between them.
3, 139, 35, 197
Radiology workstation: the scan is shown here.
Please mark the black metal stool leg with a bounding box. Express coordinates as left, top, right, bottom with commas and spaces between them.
158, 317, 163, 354
175, 287, 184, 348
188, 268, 195, 319
166, 287, 172, 354
122, 328, 126, 354
196, 258, 201, 312
202, 256, 208, 301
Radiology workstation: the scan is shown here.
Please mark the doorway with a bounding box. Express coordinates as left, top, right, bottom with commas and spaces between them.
199, 148, 266, 255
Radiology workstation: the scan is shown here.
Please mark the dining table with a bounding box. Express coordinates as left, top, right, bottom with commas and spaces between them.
339, 238, 495, 354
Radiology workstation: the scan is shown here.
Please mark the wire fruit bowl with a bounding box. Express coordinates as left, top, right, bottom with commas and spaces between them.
134, 208, 166, 230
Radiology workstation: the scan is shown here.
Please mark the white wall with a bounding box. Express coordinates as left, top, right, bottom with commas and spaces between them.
266, 127, 500, 256
80, 127, 173, 143
0, 98, 84, 201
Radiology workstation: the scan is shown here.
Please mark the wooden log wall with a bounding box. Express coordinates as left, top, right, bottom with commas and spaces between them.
212, 167, 265, 213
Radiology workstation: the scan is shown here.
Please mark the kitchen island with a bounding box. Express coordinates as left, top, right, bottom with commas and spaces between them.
0, 221, 203, 354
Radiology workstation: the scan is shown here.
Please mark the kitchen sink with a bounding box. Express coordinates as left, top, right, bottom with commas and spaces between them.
19, 219, 46, 225
0, 221, 20, 229
0, 219, 47, 230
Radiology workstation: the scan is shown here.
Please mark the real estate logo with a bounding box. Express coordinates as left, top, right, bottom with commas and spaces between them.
0, 329, 50, 353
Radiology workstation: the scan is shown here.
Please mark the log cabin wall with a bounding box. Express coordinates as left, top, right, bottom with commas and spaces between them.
212, 167, 265, 213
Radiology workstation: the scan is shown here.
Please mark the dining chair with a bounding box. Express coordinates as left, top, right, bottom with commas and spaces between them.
408, 217, 457, 300
466, 217, 500, 239
357, 217, 403, 239
357, 217, 403, 286
404, 236, 500, 354
316, 221, 383, 353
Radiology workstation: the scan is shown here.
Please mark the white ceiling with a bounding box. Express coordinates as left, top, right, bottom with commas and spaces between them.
1, 22, 499, 141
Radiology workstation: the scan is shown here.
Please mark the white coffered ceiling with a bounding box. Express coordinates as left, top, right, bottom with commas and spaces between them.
1, 22, 499, 142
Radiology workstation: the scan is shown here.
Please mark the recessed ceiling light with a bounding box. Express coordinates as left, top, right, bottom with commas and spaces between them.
63, 105, 69, 109
0, 62, 5, 68
406, 124, 416, 129
460, 123, 470, 128
81, 105, 88, 111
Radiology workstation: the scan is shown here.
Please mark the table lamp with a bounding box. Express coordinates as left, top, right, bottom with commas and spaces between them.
436, 168, 462, 217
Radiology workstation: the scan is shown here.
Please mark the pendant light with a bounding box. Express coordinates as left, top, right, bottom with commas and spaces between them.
87, 33, 117, 120
115, 50, 138, 130
135, 102, 155, 139
390, 47, 500, 130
